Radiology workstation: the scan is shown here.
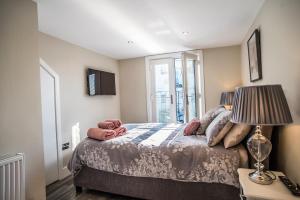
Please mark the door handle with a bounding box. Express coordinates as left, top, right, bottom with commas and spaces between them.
170, 94, 173, 104
186, 94, 189, 105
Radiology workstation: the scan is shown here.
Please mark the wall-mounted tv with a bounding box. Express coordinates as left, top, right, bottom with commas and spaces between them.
87, 68, 116, 95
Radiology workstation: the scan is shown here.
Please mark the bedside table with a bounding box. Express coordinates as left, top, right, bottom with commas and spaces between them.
238, 168, 299, 200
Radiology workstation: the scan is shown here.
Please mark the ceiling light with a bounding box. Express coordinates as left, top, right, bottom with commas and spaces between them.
182, 31, 189, 35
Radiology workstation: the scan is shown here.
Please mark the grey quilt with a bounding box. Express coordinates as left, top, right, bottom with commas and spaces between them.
68, 123, 242, 187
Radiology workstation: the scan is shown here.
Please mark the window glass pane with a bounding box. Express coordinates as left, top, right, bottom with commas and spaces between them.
154, 63, 171, 123
186, 59, 197, 120
175, 59, 184, 123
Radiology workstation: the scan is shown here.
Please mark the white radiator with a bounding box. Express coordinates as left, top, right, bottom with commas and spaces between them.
0, 154, 25, 200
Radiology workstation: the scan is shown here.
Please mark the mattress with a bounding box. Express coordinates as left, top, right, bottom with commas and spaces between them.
68, 123, 248, 187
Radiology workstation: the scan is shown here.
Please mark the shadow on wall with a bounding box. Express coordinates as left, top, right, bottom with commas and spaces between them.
295, 79, 300, 118
277, 125, 300, 183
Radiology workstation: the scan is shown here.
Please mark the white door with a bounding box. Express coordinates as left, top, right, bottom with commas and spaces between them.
147, 52, 204, 123
150, 58, 177, 123
40, 66, 59, 185
182, 53, 199, 122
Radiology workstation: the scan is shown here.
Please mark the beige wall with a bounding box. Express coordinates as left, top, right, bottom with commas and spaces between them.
119, 58, 148, 123
0, 0, 46, 199
39, 33, 120, 164
203, 45, 241, 110
241, 0, 300, 183
119, 46, 241, 122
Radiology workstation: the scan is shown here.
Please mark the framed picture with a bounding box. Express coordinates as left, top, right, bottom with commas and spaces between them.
247, 29, 262, 82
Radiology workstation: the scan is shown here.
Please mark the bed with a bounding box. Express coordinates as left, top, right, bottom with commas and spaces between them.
68, 123, 254, 200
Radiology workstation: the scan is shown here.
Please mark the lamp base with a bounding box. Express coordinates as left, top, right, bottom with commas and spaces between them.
247, 125, 273, 185
248, 170, 273, 185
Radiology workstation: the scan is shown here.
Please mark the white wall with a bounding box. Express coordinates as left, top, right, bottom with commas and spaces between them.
241, 0, 300, 183
39, 32, 120, 165
0, 0, 46, 199
119, 58, 148, 123
203, 45, 242, 110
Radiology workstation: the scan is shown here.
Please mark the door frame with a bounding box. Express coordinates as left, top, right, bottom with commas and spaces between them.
195, 50, 206, 118
145, 51, 205, 123
40, 58, 68, 181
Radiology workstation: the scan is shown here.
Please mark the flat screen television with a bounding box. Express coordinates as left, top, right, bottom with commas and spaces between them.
87, 68, 116, 95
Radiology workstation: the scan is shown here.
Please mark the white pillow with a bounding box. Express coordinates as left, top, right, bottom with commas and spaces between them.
206, 110, 233, 147
196, 106, 225, 135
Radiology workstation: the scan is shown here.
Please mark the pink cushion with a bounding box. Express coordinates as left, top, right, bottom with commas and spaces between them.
184, 119, 201, 136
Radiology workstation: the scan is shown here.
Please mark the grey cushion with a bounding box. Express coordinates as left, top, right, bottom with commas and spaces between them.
206, 110, 233, 147
196, 106, 226, 135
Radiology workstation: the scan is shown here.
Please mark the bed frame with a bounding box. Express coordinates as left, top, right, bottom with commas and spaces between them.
74, 166, 240, 200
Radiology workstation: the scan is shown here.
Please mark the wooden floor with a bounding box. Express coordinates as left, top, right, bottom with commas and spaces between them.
46, 176, 138, 200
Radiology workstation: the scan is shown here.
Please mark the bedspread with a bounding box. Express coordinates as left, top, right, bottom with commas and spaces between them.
68, 123, 242, 187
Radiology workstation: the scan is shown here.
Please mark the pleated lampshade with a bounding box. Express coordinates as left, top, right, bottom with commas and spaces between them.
231, 85, 293, 125
220, 91, 235, 106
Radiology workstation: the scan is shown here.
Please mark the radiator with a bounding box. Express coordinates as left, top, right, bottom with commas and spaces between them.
0, 154, 25, 200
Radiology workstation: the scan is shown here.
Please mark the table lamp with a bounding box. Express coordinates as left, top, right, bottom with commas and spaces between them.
231, 85, 293, 185
220, 91, 235, 110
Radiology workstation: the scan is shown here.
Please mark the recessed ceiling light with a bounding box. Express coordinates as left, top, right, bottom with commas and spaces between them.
182, 31, 189, 35
127, 40, 134, 44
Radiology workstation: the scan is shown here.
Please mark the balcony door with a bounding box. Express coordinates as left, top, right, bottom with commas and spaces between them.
150, 58, 176, 123
148, 52, 203, 123
182, 52, 198, 122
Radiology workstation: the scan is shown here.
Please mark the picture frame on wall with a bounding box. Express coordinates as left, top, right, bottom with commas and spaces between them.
247, 29, 262, 82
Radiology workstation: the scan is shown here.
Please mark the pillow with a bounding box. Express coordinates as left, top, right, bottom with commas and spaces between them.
196, 106, 226, 135
206, 110, 233, 147
223, 124, 251, 149
184, 119, 201, 136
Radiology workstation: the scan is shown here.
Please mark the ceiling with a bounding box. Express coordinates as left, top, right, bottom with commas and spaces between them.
37, 0, 264, 60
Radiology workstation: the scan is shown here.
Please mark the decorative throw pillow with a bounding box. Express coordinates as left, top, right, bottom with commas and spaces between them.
206, 110, 233, 147
223, 124, 251, 149
184, 118, 201, 136
196, 106, 226, 135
